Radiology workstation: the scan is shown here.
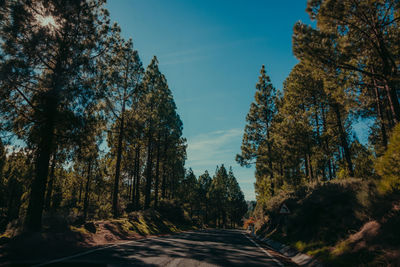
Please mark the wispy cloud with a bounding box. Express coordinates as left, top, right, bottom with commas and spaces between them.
186, 128, 257, 200
159, 37, 265, 66
187, 128, 242, 163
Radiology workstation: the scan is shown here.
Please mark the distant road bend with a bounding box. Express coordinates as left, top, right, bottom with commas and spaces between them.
33, 229, 293, 266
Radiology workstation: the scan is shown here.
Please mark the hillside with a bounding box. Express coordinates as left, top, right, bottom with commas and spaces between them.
252, 179, 400, 266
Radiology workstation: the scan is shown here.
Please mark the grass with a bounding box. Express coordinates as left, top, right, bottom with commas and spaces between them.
69, 225, 89, 235
96, 209, 193, 238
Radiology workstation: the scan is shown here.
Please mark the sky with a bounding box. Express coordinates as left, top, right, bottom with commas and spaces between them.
106, 0, 314, 201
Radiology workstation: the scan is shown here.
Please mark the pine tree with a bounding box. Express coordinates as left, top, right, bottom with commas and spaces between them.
101, 29, 143, 217
226, 168, 247, 228
0, 0, 110, 231
198, 170, 212, 223
180, 168, 198, 219
306, 0, 400, 124
141, 56, 163, 209
237, 65, 277, 198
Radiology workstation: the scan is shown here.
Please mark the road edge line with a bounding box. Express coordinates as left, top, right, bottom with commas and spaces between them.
242, 233, 284, 267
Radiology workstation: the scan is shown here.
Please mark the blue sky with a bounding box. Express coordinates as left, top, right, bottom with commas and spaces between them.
107, 0, 314, 201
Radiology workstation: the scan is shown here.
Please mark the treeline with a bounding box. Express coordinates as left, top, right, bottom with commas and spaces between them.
237, 0, 400, 206
0, 1, 188, 232
180, 165, 247, 228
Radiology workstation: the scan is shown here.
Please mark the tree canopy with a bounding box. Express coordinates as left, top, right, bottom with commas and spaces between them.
0, 0, 248, 232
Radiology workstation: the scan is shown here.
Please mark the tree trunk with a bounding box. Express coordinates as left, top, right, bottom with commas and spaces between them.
333, 103, 354, 177
370, 67, 388, 147
144, 122, 153, 209
328, 159, 333, 180
313, 96, 320, 144
386, 106, 395, 129
112, 99, 126, 218
266, 129, 274, 195
130, 145, 138, 206
78, 179, 83, 204
321, 102, 332, 180
372, 81, 388, 148
384, 80, 400, 125
308, 154, 314, 182
161, 133, 168, 199
134, 144, 141, 209
128, 170, 133, 202
170, 165, 176, 199
44, 154, 56, 211
25, 94, 56, 232
313, 97, 322, 180
205, 200, 208, 224
154, 132, 161, 208
304, 153, 309, 178
83, 160, 92, 221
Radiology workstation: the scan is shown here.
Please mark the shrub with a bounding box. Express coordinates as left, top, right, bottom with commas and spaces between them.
375, 124, 400, 194
156, 199, 188, 225
243, 217, 255, 229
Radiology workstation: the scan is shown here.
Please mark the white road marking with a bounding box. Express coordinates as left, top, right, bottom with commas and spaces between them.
242, 233, 284, 267
33, 231, 283, 267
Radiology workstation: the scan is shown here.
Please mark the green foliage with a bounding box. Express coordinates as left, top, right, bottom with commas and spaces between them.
375, 124, 400, 194
237, 1, 400, 214
0, 1, 188, 231
351, 139, 375, 178
237, 65, 277, 202
174, 166, 247, 228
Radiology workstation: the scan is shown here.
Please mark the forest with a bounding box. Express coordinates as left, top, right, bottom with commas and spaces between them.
0, 0, 247, 234
1, 0, 399, 265
238, 0, 400, 207
237, 0, 400, 265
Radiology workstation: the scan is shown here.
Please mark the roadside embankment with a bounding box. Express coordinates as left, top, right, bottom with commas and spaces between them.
0, 209, 196, 265
252, 179, 400, 266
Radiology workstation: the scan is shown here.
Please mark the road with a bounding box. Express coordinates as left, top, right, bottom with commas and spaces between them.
33, 229, 294, 266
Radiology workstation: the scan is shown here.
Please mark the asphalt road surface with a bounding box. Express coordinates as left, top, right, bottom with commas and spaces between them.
33, 229, 294, 267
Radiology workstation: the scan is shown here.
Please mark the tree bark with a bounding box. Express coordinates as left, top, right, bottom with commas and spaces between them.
112, 98, 126, 218
83, 160, 92, 221
266, 129, 274, 195
383, 80, 400, 125
144, 121, 153, 209
25, 93, 56, 232
44, 153, 56, 211
134, 144, 141, 209
154, 132, 161, 208
78, 179, 83, 204
333, 103, 354, 177
373, 81, 388, 148
161, 133, 168, 199
308, 154, 314, 182
313, 96, 320, 144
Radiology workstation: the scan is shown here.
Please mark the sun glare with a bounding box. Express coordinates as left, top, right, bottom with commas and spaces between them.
39, 15, 57, 27
32, 3, 60, 32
